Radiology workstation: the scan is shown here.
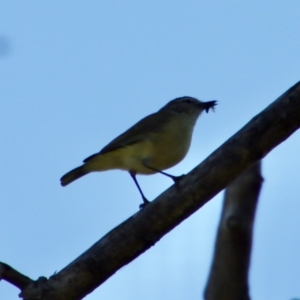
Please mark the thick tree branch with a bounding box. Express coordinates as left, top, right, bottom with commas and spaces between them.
3, 81, 300, 300
204, 162, 263, 300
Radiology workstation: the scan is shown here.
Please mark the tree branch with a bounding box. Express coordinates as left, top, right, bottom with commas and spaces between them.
3, 81, 300, 300
0, 262, 32, 290
204, 162, 263, 300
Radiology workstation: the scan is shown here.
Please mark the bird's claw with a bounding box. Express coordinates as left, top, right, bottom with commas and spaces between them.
139, 199, 150, 210
172, 174, 185, 184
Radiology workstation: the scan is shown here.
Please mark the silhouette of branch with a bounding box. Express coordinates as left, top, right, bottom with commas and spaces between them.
204, 162, 263, 300
0, 262, 32, 290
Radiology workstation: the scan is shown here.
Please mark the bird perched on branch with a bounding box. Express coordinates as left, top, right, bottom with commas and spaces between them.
60, 97, 217, 208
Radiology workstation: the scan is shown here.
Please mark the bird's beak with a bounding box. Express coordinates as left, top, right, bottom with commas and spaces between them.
201, 100, 217, 113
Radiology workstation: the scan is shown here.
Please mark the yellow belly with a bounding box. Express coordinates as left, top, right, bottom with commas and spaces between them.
85, 115, 195, 175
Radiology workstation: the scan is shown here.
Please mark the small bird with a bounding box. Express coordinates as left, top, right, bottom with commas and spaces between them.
60, 97, 217, 208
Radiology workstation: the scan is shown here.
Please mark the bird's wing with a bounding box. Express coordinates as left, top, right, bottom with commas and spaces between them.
83, 111, 171, 162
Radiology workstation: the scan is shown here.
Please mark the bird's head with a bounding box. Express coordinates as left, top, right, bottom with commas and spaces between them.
160, 96, 217, 117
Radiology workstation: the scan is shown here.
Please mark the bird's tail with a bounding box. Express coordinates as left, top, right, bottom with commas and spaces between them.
60, 166, 88, 186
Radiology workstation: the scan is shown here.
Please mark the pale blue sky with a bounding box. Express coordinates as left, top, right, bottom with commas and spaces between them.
1, 2, 300, 299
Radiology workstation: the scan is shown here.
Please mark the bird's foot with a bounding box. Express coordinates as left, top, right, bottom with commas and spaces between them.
139, 198, 151, 210
171, 174, 185, 185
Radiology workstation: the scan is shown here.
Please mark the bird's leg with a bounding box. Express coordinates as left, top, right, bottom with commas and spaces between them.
129, 171, 150, 209
144, 165, 185, 184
